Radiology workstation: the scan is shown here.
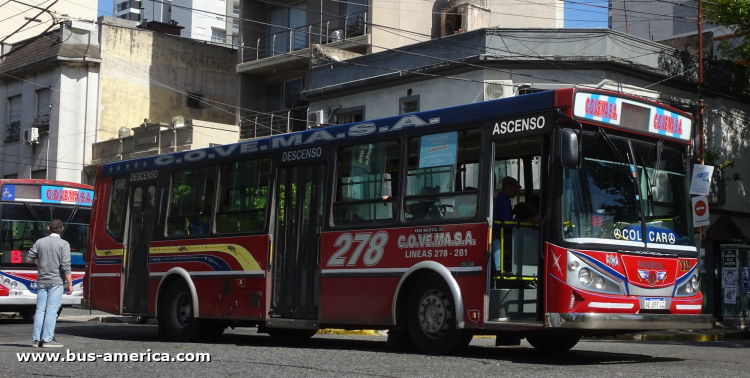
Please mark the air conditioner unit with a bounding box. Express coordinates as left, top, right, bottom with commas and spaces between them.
483, 80, 513, 101
307, 109, 326, 128
23, 127, 39, 144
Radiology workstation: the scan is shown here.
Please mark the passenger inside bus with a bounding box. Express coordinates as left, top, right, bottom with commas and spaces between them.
492, 176, 520, 274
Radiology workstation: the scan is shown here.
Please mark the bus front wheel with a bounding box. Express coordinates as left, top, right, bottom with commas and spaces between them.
526, 334, 581, 352
406, 274, 472, 355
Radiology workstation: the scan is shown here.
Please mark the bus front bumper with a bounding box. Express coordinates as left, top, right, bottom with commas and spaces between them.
545, 313, 714, 331
0, 293, 83, 307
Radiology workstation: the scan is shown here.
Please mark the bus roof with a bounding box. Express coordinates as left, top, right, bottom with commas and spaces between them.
99, 90, 557, 177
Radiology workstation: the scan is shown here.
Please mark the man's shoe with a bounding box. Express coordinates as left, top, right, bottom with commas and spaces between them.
31, 341, 39, 348
41, 339, 63, 348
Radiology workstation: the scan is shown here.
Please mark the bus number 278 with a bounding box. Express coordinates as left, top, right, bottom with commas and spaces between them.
326, 232, 389, 267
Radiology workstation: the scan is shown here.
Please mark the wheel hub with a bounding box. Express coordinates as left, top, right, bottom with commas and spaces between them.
174, 293, 192, 327
418, 289, 450, 338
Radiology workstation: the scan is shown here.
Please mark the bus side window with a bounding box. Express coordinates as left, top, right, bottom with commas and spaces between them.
215, 158, 270, 233
404, 129, 481, 221
333, 140, 400, 226
106, 178, 127, 240
167, 166, 216, 236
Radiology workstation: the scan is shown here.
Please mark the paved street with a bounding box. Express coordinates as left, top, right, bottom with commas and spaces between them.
0, 310, 748, 377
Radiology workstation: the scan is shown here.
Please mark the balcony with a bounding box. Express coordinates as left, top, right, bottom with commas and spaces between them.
238, 11, 369, 75
5, 121, 20, 142
34, 114, 50, 134
239, 107, 308, 140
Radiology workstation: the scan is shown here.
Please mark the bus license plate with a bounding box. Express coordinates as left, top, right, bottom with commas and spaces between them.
644, 298, 666, 309
9, 290, 23, 296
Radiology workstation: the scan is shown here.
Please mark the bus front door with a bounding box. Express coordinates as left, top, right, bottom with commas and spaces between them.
122, 184, 156, 315
270, 162, 326, 321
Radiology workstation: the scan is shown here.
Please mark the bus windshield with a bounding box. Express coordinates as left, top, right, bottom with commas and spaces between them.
0, 203, 90, 268
562, 133, 693, 248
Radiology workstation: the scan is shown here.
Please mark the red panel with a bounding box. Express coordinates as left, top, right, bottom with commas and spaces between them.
621, 255, 678, 289
319, 223, 487, 326
87, 177, 122, 315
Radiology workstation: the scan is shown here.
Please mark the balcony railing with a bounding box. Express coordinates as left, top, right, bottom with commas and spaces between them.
239, 107, 308, 140
241, 11, 367, 63
34, 114, 50, 134
5, 121, 20, 142
211, 36, 227, 44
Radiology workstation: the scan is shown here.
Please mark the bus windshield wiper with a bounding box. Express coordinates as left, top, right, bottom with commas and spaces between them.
596, 128, 637, 184
60, 206, 78, 239
651, 140, 663, 187
24, 202, 40, 222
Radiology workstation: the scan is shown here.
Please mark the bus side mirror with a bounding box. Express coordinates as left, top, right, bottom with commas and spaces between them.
561, 129, 581, 169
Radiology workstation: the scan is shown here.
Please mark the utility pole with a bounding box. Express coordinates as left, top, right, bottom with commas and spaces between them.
698, 0, 704, 165
623, 0, 629, 34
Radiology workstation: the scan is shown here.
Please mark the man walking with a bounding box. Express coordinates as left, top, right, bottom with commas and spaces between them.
27, 219, 73, 348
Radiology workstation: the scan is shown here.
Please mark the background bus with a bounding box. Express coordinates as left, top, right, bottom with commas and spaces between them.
0, 180, 93, 319
86, 88, 712, 354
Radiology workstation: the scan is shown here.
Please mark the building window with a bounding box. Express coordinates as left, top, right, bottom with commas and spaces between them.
186, 93, 203, 108
117, 1, 129, 12
232, 20, 239, 29
263, 78, 303, 112
35, 88, 51, 133
6, 95, 21, 142
233, 1, 239, 14
266, 4, 307, 55
31, 169, 46, 179
399, 95, 419, 115
211, 28, 226, 43
336, 107, 364, 124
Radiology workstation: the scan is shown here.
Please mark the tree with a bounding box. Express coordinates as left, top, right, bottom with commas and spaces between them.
701, 0, 750, 61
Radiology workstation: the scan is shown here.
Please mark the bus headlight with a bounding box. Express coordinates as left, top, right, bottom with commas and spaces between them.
594, 277, 605, 290
2, 278, 9, 286
691, 276, 698, 290
10, 281, 17, 288
569, 261, 579, 271
676, 273, 699, 296
579, 269, 593, 285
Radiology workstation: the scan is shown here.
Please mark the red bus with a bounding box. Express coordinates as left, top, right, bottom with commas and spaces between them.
0, 180, 93, 319
85, 88, 712, 353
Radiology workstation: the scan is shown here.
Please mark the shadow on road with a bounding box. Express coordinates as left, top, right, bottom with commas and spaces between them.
48, 322, 688, 366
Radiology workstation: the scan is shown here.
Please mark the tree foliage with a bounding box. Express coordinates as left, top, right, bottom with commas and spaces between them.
702, 0, 750, 61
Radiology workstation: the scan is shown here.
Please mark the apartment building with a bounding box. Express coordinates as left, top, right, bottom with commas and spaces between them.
113, 0, 239, 45
0, 0, 95, 48
235, 0, 564, 140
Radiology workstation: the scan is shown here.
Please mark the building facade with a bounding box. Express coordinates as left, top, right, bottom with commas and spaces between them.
235, 0, 564, 140
113, 0, 239, 45
0, 16, 240, 184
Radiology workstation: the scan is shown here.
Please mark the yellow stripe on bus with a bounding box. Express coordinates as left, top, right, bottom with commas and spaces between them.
94, 245, 124, 257
149, 244, 262, 271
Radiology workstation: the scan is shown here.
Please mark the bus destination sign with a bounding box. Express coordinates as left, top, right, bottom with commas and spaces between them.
572, 91, 692, 142
1, 184, 93, 207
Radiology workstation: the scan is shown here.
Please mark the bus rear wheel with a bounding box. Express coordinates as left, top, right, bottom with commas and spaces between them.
526, 334, 581, 352
407, 274, 472, 355
161, 280, 209, 342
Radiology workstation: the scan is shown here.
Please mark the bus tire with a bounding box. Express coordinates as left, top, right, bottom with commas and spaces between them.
160, 280, 207, 342
526, 334, 581, 352
132, 315, 150, 324
266, 328, 317, 342
406, 274, 472, 355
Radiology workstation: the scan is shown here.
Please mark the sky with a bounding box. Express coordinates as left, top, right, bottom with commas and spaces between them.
96, 0, 608, 28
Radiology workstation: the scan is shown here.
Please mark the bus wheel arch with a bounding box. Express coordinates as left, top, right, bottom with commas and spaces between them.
154, 268, 200, 319
392, 261, 465, 330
